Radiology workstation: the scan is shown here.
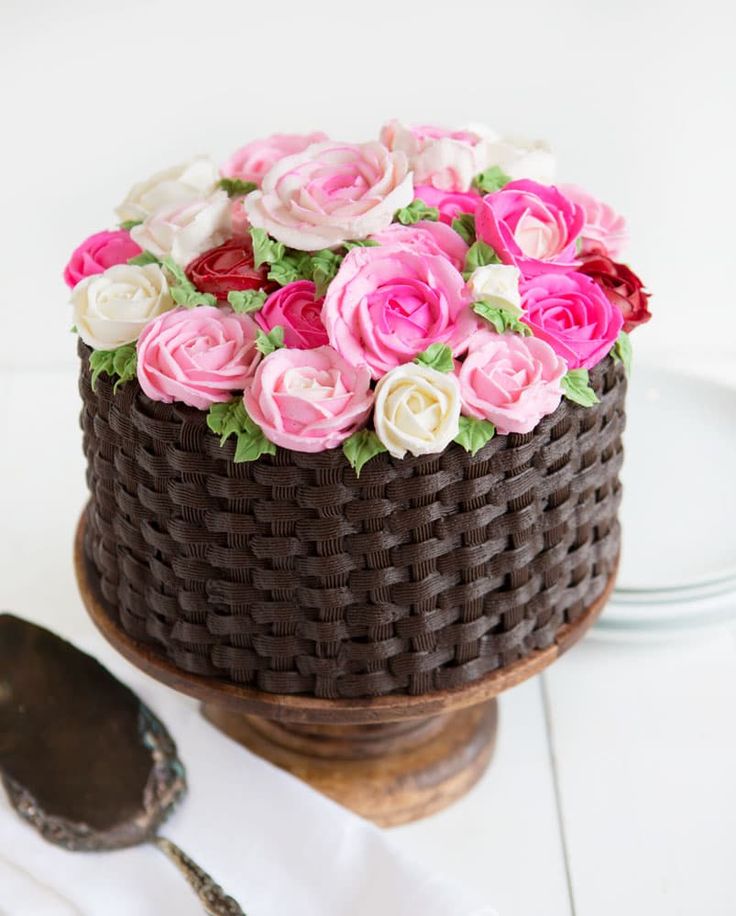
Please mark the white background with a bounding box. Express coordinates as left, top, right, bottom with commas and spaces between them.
1, 0, 735, 373
1, 2, 736, 915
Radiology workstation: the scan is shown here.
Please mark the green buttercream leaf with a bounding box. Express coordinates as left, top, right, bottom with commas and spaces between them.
451, 213, 476, 246
413, 343, 454, 373
250, 228, 285, 268
161, 256, 216, 308
227, 289, 267, 314
454, 416, 496, 456
70, 325, 77, 334
472, 165, 512, 194
343, 239, 379, 250
395, 199, 440, 225
255, 325, 285, 356
611, 331, 632, 376
89, 344, 137, 393
217, 177, 258, 197
128, 250, 160, 267
342, 429, 388, 478
171, 286, 218, 308
311, 248, 343, 297
463, 240, 502, 278
207, 399, 276, 462
119, 219, 142, 231
561, 369, 599, 407
471, 300, 531, 336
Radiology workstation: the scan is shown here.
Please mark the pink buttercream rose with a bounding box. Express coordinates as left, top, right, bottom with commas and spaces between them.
413, 184, 481, 225
222, 132, 328, 186
255, 280, 328, 349
322, 246, 478, 379
475, 180, 584, 278
243, 346, 373, 453
63, 229, 141, 288
136, 306, 260, 409
380, 120, 492, 192
458, 331, 566, 435
559, 184, 628, 259
244, 142, 413, 250
520, 271, 623, 370
369, 220, 468, 272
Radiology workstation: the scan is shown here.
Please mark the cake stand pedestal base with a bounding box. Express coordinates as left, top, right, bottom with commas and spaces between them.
202, 700, 497, 826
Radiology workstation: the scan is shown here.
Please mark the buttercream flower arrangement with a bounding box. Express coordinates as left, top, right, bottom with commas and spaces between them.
66, 121, 651, 475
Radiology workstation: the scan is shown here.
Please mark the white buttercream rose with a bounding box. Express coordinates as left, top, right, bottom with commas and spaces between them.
115, 157, 220, 223
373, 363, 461, 459
72, 263, 173, 350
464, 125, 556, 184
244, 141, 413, 250
468, 264, 523, 315
130, 191, 231, 267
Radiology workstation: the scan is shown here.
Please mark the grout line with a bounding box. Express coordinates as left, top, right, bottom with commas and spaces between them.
540, 672, 577, 916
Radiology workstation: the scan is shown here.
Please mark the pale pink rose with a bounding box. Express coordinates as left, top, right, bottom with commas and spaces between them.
131, 191, 232, 267
520, 271, 623, 370
413, 184, 481, 225
322, 246, 478, 379
458, 331, 566, 435
222, 132, 328, 185
230, 197, 250, 236
243, 346, 373, 453
475, 179, 584, 278
369, 219, 468, 272
63, 229, 141, 287
244, 142, 413, 250
136, 306, 260, 409
256, 280, 328, 349
559, 184, 628, 259
380, 120, 492, 192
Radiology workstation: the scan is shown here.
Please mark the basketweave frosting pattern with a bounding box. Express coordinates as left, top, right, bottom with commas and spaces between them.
79, 341, 624, 698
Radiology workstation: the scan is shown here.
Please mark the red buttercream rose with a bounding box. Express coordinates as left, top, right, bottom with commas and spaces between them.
185, 238, 270, 300
577, 253, 651, 332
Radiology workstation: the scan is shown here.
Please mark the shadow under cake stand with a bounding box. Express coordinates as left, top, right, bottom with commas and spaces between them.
74, 511, 614, 826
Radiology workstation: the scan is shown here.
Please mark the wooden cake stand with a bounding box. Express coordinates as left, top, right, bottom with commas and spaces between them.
74, 512, 614, 826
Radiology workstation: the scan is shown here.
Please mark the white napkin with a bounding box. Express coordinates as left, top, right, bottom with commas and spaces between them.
0, 647, 496, 916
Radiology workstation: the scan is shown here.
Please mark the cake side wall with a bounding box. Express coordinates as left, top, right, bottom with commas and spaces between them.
78, 341, 625, 699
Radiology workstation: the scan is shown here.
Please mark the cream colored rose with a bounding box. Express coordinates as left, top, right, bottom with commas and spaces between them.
468, 264, 522, 316
115, 157, 220, 223
466, 126, 556, 184
130, 191, 231, 267
373, 363, 461, 459
72, 263, 173, 350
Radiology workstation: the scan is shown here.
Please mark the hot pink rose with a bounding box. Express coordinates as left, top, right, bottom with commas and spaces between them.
63, 229, 141, 287
255, 280, 328, 349
137, 306, 260, 409
458, 331, 566, 435
244, 141, 413, 250
322, 246, 478, 379
369, 220, 468, 272
380, 120, 492, 192
222, 132, 328, 185
520, 271, 623, 370
475, 180, 584, 278
413, 184, 481, 225
559, 184, 628, 259
243, 346, 373, 453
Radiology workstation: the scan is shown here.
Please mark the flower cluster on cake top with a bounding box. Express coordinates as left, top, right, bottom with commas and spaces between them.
66, 121, 651, 474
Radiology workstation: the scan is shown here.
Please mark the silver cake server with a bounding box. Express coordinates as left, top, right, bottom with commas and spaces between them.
0, 613, 244, 915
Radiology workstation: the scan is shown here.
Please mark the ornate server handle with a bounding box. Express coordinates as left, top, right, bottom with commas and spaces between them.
152, 835, 245, 915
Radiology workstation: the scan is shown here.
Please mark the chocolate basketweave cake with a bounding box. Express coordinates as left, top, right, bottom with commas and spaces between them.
67, 120, 650, 699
